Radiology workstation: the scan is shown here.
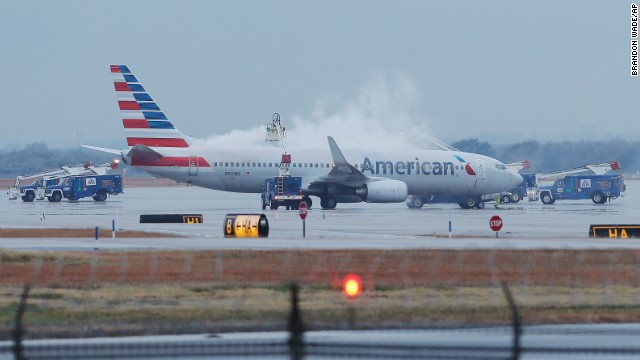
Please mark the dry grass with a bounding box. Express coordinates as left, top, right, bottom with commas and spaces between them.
1, 248, 640, 338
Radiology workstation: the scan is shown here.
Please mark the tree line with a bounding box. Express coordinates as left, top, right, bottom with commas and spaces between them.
1, 140, 639, 178
450, 138, 640, 175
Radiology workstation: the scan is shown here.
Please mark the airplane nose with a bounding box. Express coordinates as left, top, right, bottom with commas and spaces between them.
513, 172, 523, 185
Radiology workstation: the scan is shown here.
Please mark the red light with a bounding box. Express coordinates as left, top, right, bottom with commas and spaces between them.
343, 274, 362, 299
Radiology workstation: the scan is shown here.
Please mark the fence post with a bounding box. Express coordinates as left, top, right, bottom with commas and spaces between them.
13, 285, 30, 360
288, 283, 305, 360
501, 282, 521, 360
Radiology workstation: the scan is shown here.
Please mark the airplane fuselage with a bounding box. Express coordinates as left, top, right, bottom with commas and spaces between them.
124, 145, 520, 197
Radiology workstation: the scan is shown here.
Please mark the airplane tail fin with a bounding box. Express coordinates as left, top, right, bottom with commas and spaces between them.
110, 65, 192, 150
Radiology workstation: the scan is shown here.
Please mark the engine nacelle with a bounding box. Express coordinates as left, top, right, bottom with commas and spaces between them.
356, 179, 408, 203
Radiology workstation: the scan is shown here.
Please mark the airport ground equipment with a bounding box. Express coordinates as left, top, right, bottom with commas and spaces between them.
12, 162, 119, 202
61, 174, 123, 201
261, 113, 311, 210
535, 161, 624, 205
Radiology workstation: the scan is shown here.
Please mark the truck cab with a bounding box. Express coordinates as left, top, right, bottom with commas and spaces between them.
20, 178, 61, 202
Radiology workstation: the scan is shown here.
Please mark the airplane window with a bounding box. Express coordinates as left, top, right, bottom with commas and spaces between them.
225, 162, 228, 166
213, 162, 217, 167
257, 163, 261, 167
263, 163, 266, 167
304, 163, 308, 167
252, 162, 256, 167
230, 162, 234, 167
315, 163, 318, 168
269, 163, 272, 167
235, 162, 239, 167
298, 163, 302, 167
293, 163, 297, 167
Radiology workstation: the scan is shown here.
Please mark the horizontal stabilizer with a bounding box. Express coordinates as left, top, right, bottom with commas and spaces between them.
81, 145, 122, 155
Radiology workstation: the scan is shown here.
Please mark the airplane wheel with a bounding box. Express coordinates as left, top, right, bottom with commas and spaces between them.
321, 197, 337, 210
464, 198, 477, 208
303, 196, 313, 209
476, 201, 485, 209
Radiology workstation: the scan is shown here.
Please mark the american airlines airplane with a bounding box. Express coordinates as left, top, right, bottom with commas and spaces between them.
84, 65, 523, 210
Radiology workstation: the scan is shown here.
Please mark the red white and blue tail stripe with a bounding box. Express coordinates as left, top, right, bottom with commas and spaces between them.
110, 65, 192, 149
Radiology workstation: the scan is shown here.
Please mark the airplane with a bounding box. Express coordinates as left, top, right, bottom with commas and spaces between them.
83, 65, 523, 210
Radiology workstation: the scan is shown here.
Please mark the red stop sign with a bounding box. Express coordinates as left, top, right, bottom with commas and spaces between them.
489, 215, 503, 231
299, 201, 308, 220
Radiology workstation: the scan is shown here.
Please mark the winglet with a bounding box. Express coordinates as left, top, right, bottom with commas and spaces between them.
328, 136, 350, 167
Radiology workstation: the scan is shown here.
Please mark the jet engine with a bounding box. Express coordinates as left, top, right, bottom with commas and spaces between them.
355, 179, 408, 203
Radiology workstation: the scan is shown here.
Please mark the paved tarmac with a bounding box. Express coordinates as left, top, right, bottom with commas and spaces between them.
2, 180, 640, 251
2, 324, 640, 359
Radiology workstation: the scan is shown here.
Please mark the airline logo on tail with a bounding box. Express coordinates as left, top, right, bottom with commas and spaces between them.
109, 65, 209, 169
110, 65, 190, 148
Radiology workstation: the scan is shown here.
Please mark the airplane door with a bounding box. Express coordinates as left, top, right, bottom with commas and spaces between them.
188, 156, 199, 176
476, 159, 486, 180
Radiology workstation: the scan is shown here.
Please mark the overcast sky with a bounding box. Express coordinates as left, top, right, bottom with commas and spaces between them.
1, 1, 637, 150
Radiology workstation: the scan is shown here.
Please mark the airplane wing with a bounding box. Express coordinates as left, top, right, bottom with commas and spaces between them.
308, 136, 369, 187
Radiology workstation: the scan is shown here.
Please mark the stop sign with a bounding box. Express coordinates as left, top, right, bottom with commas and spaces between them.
299, 201, 308, 220
489, 215, 503, 231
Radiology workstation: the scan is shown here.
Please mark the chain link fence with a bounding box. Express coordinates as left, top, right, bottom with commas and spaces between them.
1, 248, 640, 358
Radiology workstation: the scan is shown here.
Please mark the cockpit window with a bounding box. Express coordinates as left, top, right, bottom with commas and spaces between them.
495, 164, 507, 170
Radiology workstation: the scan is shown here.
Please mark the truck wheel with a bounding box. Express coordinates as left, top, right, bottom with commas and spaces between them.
541, 193, 555, 205
501, 195, 511, 204
94, 189, 107, 202
592, 191, 606, 204
50, 192, 62, 202
476, 201, 485, 209
413, 198, 424, 209
511, 193, 521, 203
23, 191, 35, 202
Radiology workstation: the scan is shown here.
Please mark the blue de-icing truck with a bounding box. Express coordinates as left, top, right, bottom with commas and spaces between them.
539, 174, 625, 204
262, 176, 311, 210
61, 174, 123, 201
